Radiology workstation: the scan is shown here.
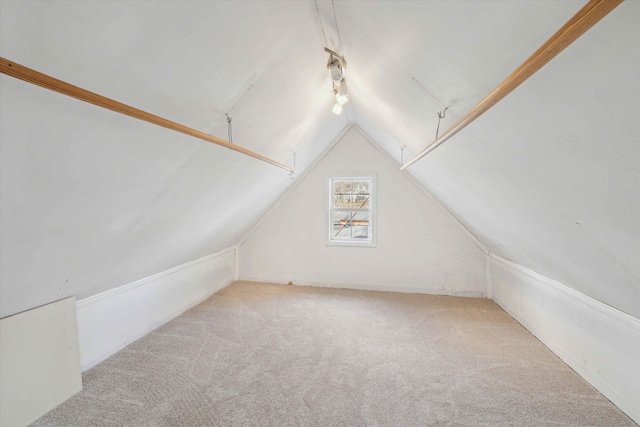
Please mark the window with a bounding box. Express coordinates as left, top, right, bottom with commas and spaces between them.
327, 175, 375, 246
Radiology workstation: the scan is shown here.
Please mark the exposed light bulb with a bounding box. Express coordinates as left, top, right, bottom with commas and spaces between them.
336, 93, 349, 106
332, 102, 342, 114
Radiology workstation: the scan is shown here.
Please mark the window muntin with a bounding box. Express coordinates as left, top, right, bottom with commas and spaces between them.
328, 176, 374, 245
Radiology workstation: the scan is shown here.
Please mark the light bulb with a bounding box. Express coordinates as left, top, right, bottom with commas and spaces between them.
332, 102, 342, 114
336, 93, 349, 105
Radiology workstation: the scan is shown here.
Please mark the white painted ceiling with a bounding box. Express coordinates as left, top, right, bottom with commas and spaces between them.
1, 1, 638, 318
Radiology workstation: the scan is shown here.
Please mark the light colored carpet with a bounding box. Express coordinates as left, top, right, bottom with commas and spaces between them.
32, 281, 635, 426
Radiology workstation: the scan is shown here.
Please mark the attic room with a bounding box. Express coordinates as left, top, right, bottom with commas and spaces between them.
0, 0, 638, 425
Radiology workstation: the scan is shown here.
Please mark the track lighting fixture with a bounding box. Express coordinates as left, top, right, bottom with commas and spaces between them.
325, 47, 349, 115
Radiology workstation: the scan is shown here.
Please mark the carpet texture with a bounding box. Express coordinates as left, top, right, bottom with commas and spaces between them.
32, 281, 635, 426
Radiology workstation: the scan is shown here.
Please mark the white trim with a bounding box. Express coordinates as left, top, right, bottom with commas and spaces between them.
76, 247, 236, 372
237, 124, 353, 248
234, 245, 240, 281
242, 280, 485, 298
77, 246, 235, 309
326, 173, 377, 247
351, 125, 489, 254
489, 254, 640, 424
486, 252, 492, 299
489, 253, 639, 328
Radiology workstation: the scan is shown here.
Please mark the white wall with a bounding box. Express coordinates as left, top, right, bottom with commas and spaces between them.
0, 297, 82, 427
76, 247, 235, 372
490, 254, 640, 424
239, 127, 486, 296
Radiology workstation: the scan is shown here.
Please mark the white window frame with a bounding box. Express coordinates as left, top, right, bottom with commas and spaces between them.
326, 174, 376, 247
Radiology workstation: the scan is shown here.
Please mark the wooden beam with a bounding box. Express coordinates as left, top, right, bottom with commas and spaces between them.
0, 57, 294, 173
401, 0, 623, 170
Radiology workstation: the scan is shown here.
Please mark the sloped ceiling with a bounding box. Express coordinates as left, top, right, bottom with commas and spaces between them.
329, 0, 640, 318
0, 0, 348, 316
1, 1, 638, 318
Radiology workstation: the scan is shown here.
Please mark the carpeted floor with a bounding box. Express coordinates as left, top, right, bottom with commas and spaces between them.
32, 281, 635, 426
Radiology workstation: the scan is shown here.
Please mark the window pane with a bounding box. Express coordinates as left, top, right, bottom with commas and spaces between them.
334, 194, 351, 208
351, 210, 370, 239
333, 180, 352, 195
332, 210, 351, 226
353, 194, 370, 208
348, 195, 361, 209
352, 211, 370, 226
332, 225, 351, 239
332, 209, 352, 239
332, 217, 351, 238
352, 180, 370, 195
332, 209, 351, 220
351, 226, 369, 239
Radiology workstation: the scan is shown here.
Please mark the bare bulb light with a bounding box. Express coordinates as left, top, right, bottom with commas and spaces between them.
325, 50, 349, 115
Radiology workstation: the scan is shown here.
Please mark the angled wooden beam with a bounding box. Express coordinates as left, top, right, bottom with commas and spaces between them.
0, 57, 294, 173
401, 0, 623, 170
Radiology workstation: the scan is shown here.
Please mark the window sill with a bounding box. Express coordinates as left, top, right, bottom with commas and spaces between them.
325, 240, 376, 248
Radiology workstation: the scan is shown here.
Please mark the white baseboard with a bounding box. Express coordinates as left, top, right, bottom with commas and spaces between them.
242, 280, 485, 298
76, 247, 236, 372
489, 253, 640, 424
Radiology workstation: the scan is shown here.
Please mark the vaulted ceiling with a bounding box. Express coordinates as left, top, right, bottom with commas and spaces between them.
1, 1, 638, 318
